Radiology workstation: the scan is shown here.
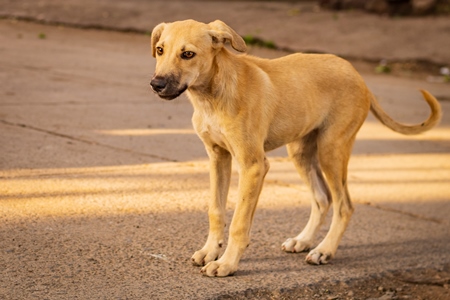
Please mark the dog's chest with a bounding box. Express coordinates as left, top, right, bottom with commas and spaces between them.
193, 111, 233, 152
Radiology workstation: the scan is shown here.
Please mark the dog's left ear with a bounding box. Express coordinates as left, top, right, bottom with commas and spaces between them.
208, 20, 247, 53
151, 22, 166, 57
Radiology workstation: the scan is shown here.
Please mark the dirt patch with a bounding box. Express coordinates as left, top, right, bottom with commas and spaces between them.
218, 266, 450, 300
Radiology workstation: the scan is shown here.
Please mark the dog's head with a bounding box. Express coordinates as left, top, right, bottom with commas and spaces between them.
149, 19, 247, 100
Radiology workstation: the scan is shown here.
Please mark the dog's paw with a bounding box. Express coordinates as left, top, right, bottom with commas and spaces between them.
281, 237, 312, 253
191, 247, 220, 266
200, 260, 236, 277
305, 248, 332, 265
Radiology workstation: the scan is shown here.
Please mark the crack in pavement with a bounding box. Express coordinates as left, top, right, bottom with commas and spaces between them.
0, 101, 154, 106
0, 14, 150, 34
0, 119, 178, 163
358, 201, 442, 224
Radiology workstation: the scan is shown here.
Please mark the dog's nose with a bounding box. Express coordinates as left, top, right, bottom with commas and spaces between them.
150, 77, 167, 93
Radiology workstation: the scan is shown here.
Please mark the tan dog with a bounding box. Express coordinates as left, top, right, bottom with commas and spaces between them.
150, 19, 441, 277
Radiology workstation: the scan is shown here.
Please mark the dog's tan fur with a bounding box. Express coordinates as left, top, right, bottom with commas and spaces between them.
150, 19, 442, 277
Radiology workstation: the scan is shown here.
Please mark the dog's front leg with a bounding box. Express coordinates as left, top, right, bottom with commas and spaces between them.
201, 154, 269, 277
192, 145, 232, 266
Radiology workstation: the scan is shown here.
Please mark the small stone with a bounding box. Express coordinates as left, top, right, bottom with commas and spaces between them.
244, 289, 253, 297
379, 291, 396, 299
347, 290, 354, 297
378, 286, 385, 292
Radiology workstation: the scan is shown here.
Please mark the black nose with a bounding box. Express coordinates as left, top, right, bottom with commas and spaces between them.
150, 77, 167, 93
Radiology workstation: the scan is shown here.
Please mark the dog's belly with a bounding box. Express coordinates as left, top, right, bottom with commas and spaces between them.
263, 138, 285, 152
263, 118, 320, 152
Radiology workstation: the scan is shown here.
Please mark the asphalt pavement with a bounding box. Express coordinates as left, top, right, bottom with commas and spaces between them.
0, 1, 449, 299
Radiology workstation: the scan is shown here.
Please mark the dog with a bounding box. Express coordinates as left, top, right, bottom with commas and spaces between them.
149, 19, 441, 277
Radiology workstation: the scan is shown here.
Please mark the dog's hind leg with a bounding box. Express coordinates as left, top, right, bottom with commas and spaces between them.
305, 128, 357, 265
192, 145, 232, 266
282, 130, 331, 253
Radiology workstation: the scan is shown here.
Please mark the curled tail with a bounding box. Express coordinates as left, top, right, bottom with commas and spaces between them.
370, 89, 442, 135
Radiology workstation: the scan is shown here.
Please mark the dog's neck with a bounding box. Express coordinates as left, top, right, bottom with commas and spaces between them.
187, 49, 242, 113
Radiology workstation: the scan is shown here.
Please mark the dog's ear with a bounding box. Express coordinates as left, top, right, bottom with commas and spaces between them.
151, 23, 166, 57
208, 20, 247, 53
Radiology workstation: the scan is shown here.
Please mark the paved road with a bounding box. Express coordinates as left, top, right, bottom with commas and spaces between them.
0, 8, 449, 300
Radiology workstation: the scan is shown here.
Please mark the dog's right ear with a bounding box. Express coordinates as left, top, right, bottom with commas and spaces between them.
151, 23, 166, 57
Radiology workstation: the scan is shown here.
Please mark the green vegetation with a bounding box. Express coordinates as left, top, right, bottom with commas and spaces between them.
441, 67, 450, 82
375, 60, 391, 74
242, 35, 277, 50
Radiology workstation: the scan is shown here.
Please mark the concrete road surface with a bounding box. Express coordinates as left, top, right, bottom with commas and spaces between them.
1, 12, 450, 300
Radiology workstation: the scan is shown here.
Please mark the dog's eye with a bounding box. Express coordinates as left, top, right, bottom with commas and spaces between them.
181, 51, 196, 60
156, 47, 164, 56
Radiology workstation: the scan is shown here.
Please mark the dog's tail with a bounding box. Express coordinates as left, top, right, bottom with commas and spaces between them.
370, 89, 442, 135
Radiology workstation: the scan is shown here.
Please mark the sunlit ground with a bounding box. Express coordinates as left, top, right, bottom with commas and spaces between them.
2, 120, 449, 224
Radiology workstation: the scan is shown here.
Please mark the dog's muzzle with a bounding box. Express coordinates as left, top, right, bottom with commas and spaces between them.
150, 75, 187, 101
150, 77, 167, 93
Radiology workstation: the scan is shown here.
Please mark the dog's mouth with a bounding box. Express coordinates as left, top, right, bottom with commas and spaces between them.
153, 85, 188, 101
150, 75, 188, 101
